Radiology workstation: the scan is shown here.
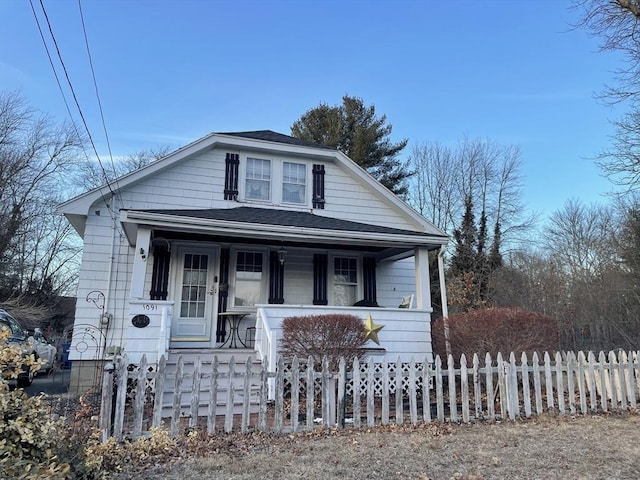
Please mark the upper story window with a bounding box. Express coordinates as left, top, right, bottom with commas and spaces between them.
282, 162, 306, 204
246, 157, 271, 201
333, 256, 359, 306
240, 155, 316, 207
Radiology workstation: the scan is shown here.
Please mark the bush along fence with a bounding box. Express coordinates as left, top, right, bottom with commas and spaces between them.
99, 350, 640, 442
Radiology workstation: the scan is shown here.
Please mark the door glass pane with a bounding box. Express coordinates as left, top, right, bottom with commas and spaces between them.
180, 253, 208, 318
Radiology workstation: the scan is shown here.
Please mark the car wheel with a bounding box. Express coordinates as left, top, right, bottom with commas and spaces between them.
17, 369, 34, 388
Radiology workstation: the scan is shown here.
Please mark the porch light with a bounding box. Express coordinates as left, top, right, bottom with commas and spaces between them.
277, 246, 287, 265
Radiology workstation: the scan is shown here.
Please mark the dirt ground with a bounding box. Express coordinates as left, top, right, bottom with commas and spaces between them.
112, 412, 640, 480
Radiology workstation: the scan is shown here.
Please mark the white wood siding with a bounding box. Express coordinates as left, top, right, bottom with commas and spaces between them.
320, 162, 420, 231
116, 150, 228, 210
282, 249, 315, 305
376, 257, 418, 308
70, 203, 135, 360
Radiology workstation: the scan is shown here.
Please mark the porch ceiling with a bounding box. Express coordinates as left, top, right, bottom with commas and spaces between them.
120, 207, 447, 253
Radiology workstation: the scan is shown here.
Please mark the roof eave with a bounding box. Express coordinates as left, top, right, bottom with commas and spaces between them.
120, 210, 447, 249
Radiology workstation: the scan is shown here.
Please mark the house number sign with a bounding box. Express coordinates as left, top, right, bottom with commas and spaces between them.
131, 314, 150, 328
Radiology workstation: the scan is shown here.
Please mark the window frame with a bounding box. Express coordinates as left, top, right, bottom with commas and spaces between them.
245, 157, 272, 202
282, 161, 307, 205
241, 155, 311, 207
229, 247, 269, 310
329, 254, 362, 306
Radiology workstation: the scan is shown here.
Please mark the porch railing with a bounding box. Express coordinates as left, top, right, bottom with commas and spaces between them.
127, 300, 174, 365
158, 306, 172, 360
253, 304, 433, 376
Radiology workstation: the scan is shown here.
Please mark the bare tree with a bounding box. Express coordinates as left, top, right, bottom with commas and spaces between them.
410, 137, 533, 253
408, 142, 461, 232
573, 0, 640, 189
80, 144, 172, 190
0, 91, 84, 300
543, 199, 618, 281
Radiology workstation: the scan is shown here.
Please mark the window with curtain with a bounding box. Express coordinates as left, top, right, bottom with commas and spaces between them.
282, 161, 306, 204
333, 257, 358, 306
246, 157, 271, 201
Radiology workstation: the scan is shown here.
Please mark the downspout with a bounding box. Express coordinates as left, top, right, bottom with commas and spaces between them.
437, 245, 451, 357
102, 197, 117, 356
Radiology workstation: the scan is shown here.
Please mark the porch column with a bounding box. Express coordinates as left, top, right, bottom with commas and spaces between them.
437, 245, 452, 357
414, 247, 432, 310
130, 227, 151, 299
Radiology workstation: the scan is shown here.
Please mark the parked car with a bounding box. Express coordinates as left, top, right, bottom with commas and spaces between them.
0, 309, 37, 387
29, 328, 57, 373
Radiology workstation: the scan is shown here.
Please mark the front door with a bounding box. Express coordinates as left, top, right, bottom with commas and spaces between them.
170, 245, 219, 348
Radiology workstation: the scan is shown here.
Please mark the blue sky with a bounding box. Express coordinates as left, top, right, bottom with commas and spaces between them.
0, 0, 625, 219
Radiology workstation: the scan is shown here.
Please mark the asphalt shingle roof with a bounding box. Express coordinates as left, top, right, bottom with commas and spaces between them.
141, 207, 433, 237
217, 130, 336, 151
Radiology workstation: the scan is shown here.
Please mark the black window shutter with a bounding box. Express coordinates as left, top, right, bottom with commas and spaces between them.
149, 246, 170, 300
268, 251, 285, 304
216, 248, 230, 342
224, 153, 240, 200
313, 253, 328, 305
312, 164, 325, 209
363, 256, 377, 304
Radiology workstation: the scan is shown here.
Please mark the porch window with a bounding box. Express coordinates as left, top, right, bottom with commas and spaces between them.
233, 251, 264, 307
180, 254, 208, 317
282, 162, 306, 204
246, 157, 271, 201
333, 257, 358, 306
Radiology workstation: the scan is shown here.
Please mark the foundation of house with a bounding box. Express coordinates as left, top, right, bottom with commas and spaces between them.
68, 360, 108, 395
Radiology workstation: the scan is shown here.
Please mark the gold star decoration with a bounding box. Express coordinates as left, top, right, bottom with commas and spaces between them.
363, 314, 384, 345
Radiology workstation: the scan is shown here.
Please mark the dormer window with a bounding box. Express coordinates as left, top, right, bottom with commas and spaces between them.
246, 157, 271, 201
282, 162, 306, 204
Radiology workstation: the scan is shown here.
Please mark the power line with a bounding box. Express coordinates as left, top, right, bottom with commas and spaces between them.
28, 0, 88, 162
77, 0, 119, 184
35, 0, 117, 199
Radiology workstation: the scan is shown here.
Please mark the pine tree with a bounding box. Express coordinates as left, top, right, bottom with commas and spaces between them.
450, 196, 478, 277
291, 95, 411, 196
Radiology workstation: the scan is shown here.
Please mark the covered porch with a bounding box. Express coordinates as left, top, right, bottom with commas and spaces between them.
121, 206, 449, 366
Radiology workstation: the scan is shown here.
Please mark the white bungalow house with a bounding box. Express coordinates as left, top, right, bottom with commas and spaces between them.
58, 130, 448, 390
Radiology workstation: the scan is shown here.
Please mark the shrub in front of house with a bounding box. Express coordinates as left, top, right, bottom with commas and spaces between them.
431, 307, 559, 361
280, 314, 366, 370
0, 328, 71, 479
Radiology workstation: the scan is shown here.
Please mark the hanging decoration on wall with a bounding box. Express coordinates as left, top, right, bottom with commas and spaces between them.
86, 290, 105, 311
363, 314, 384, 345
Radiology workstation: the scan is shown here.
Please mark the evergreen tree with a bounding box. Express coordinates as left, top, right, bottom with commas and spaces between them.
450, 196, 478, 277
488, 220, 503, 270
449, 195, 503, 311
291, 95, 411, 196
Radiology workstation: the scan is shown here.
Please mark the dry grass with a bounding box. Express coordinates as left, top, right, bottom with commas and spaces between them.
110, 411, 640, 480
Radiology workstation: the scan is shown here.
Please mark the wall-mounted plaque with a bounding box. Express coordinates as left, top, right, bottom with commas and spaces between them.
131, 314, 150, 328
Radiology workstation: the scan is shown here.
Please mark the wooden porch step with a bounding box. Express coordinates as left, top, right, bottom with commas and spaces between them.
160, 350, 262, 417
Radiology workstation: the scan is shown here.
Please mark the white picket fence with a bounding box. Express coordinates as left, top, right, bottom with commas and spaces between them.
99, 350, 640, 442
